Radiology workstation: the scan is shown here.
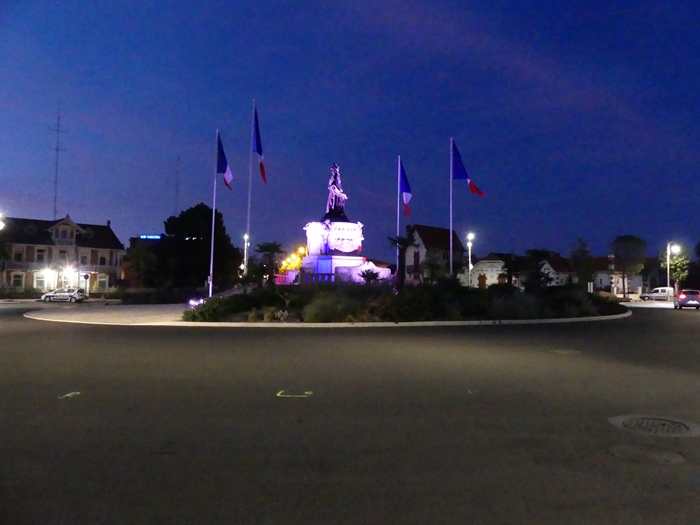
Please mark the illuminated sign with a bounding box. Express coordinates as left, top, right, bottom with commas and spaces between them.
139, 235, 161, 240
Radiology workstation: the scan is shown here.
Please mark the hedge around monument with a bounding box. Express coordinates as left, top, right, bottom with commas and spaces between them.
181, 281, 627, 323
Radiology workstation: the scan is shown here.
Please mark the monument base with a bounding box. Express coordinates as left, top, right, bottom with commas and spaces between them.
297, 255, 391, 284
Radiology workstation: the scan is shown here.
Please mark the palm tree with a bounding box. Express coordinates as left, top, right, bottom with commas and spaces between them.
255, 241, 285, 286
388, 229, 418, 291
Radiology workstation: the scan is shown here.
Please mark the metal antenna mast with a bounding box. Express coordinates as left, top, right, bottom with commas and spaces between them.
49, 105, 67, 220
174, 155, 181, 215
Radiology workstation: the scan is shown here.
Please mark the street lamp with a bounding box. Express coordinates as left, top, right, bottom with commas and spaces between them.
243, 233, 250, 276
667, 241, 681, 300
466, 232, 475, 287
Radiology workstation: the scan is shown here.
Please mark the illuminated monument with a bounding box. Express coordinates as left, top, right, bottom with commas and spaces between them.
299, 163, 390, 283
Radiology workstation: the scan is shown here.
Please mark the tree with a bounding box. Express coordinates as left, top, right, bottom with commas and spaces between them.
255, 241, 284, 286
359, 269, 380, 285
610, 235, 647, 298
158, 203, 241, 289
522, 249, 555, 293
125, 241, 160, 287
569, 237, 596, 288
420, 249, 443, 284
388, 228, 418, 291
660, 247, 690, 292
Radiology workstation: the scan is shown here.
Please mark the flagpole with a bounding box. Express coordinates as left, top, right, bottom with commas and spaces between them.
244, 99, 255, 276
396, 155, 401, 271
209, 130, 218, 298
449, 137, 454, 276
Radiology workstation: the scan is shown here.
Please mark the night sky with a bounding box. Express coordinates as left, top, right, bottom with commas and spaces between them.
2, 1, 699, 263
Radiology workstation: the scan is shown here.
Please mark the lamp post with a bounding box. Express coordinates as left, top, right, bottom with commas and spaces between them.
666, 241, 681, 300
466, 232, 475, 287
243, 234, 250, 276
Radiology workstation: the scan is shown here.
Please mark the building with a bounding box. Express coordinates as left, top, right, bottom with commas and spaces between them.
0, 215, 126, 294
405, 224, 466, 282
469, 252, 643, 292
468, 252, 519, 288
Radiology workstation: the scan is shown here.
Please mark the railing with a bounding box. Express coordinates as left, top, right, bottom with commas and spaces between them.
53, 238, 75, 246
1, 261, 118, 273
301, 272, 334, 283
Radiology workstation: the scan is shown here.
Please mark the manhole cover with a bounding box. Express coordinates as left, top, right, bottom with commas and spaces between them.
609, 415, 700, 437
610, 444, 685, 465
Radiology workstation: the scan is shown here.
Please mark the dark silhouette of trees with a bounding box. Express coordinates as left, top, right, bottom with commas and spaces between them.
610, 235, 646, 297
388, 228, 417, 290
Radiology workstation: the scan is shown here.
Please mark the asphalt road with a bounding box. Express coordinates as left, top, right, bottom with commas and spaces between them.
0, 303, 699, 524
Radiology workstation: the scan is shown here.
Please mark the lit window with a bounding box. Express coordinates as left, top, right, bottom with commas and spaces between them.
34, 274, 46, 291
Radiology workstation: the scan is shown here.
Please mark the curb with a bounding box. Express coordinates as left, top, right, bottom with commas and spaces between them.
23, 309, 632, 328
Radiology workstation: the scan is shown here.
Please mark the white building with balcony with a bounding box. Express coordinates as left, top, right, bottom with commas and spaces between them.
0, 215, 126, 294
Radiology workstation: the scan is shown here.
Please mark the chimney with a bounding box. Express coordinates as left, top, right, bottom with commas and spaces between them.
107, 220, 111, 228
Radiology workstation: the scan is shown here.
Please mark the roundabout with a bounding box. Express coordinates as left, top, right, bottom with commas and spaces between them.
1, 303, 699, 524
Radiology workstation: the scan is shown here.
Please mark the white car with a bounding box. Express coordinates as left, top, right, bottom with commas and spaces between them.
41, 288, 86, 303
640, 287, 674, 301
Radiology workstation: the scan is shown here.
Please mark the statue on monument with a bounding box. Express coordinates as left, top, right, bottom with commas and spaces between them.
323, 163, 349, 222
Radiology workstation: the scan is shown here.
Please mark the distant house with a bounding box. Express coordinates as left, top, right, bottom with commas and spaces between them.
404, 224, 466, 282
0, 215, 125, 293
468, 252, 518, 288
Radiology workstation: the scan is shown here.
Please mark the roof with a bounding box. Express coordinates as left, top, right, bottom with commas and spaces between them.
546, 256, 571, 273
0, 216, 125, 251
409, 224, 465, 253
591, 256, 614, 272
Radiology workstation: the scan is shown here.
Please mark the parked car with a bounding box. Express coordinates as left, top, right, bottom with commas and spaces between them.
640, 287, 674, 301
40, 288, 86, 303
674, 289, 700, 309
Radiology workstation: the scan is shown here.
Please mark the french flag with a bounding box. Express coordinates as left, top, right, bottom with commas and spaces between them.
451, 140, 485, 197
217, 133, 233, 190
253, 107, 266, 184
399, 160, 412, 215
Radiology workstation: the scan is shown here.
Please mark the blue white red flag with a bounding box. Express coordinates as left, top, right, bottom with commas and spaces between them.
399, 160, 412, 215
451, 141, 485, 197
253, 108, 266, 184
217, 133, 233, 190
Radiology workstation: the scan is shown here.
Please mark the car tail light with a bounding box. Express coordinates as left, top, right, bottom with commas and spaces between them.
680, 293, 686, 299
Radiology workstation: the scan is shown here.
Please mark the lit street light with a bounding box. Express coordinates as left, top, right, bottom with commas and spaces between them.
243, 234, 250, 276
466, 232, 475, 287
667, 241, 681, 300
0, 213, 4, 230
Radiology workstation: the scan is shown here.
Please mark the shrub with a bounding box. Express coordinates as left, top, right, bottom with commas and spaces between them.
302, 293, 362, 322
182, 297, 230, 322
487, 293, 541, 320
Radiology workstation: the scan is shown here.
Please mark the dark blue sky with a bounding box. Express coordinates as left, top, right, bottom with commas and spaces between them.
2, 1, 699, 262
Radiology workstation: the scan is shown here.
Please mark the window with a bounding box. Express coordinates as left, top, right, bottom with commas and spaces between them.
80, 255, 88, 265
97, 274, 108, 291
34, 274, 45, 291
36, 250, 46, 263
60, 230, 67, 239
59, 250, 67, 262
99, 256, 107, 265
13, 252, 23, 262
11, 274, 23, 288
58, 275, 70, 288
